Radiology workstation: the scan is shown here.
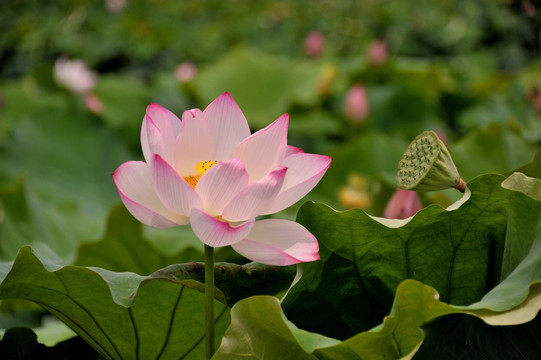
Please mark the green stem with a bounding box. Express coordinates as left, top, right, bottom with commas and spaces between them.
204, 244, 215, 359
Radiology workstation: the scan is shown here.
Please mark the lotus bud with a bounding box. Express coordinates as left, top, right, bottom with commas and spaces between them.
84, 93, 104, 115
397, 130, 465, 192
366, 39, 388, 66
304, 31, 325, 58
383, 189, 422, 219
343, 84, 370, 124
106, 0, 127, 14
175, 61, 198, 83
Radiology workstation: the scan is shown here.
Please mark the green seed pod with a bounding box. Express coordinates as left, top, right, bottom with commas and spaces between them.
397, 131, 465, 192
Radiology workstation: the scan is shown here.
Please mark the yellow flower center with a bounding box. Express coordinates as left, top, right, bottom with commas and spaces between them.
183, 160, 218, 189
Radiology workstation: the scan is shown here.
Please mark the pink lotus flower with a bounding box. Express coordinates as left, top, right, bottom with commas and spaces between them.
53, 57, 98, 94
383, 189, 423, 219
113, 92, 331, 265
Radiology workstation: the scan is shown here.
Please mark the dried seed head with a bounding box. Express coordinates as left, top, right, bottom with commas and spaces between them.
397, 131, 464, 192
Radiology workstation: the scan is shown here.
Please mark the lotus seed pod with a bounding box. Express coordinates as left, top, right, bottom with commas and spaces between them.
396, 131, 465, 192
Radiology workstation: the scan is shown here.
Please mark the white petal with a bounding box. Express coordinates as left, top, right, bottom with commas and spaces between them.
174, 109, 215, 176
229, 113, 288, 182
141, 116, 164, 164
203, 92, 251, 160
151, 154, 203, 216
190, 208, 254, 247
195, 158, 249, 217
222, 166, 287, 222
265, 153, 331, 214
143, 103, 181, 163
113, 161, 189, 227
232, 219, 320, 265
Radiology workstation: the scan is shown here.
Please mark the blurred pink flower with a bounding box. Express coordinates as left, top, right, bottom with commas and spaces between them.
54, 58, 98, 94
106, 0, 127, 14
84, 93, 104, 115
304, 31, 325, 58
113, 92, 331, 265
383, 189, 423, 219
366, 40, 388, 66
528, 88, 541, 114
175, 61, 198, 83
343, 84, 370, 124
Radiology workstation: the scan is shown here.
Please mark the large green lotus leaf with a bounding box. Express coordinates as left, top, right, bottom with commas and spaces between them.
216, 174, 541, 359
282, 173, 508, 340
192, 47, 326, 129
215, 282, 541, 360
0, 246, 230, 360
214, 296, 340, 360
0, 96, 132, 261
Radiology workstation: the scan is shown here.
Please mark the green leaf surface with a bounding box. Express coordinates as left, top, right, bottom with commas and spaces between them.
413, 312, 541, 360
0, 97, 132, 261
450, 123, 537, 182
214, 296, 339, 360
282, 173, 508, 340
0, 246, 231, 360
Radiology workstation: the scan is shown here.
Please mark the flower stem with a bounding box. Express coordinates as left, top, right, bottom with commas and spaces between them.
204, 244, 215, 359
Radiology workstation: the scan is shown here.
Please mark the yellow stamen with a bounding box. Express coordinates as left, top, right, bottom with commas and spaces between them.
183, 161, 218, 189
196, 160, 219, 175
183, 175, 201, 189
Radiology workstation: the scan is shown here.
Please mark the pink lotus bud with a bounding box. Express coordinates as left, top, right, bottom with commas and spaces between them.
366, 40, 388, 66
435, 129, 448, 145
528, 88, 541, 114
175, 61, 198, 83
106, 0, 127, 14
53, 58, 98, 94
522, 1, 537, 17
383, 189, 423, 219
84, 93, 104, 115
304, 31, 325, 58
343, 84, 370, 124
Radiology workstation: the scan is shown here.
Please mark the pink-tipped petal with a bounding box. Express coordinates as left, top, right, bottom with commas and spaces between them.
151, 154, 203, 216
141, 116, 165, 164
203, 92, 251, 160
174, 109, 215, 177
285, 145, 304, 157
265, 153, 331, 214
190, 208, 254, 247
113, 161, 189, 227
229, 113, 289, 182
232, 219, 320, 265
116, 192, 183, 228
142, 103, 182, 163
222, 166, 287, 222
195, 158, 249, 217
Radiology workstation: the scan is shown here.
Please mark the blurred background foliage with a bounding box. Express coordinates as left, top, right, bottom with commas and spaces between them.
0, 0, 540, 261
